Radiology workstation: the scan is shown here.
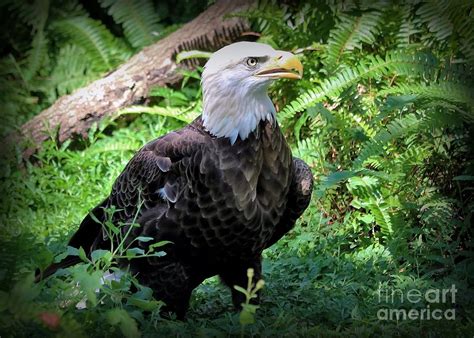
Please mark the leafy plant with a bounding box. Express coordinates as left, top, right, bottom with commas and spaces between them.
99, 0, 162, 49
1, 199, 170, 337
233, 268, 265, 337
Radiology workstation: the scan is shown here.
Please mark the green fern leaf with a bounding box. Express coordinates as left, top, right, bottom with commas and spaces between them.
352, 114, 421, 169
9, 0, 50, 33
47, 45, 95, 100
23, 32, 49, 81
114, 105, 198, 124
370, 201, 393, 236
9, 0, 50, 81
379, 82, 474, 111
314, 170, 360, 199
347, 175, 381, 201
394, 4, 419, 48
347, 176, 394, 236
100, 0, 161, 49
415, 1, 453, 42
325, 11, 384, 67
51, 16, 123, 72
419, 193, 455, 228
279, 51, 438, 123
293, 136, 325, 169
454, 3, 474, 64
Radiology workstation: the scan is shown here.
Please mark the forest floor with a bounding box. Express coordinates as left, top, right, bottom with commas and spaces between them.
0, 114, 472, 337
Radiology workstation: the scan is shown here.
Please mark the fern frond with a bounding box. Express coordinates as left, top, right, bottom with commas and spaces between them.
438, 61, 473, 83
88, 141, 141, 155
460, 37, 474, 65
100, 0, 161, 49
9, 0, 50, 33
314, 170, 360, 198
114, 105, 198, 124
242, 0, 290, 37
49, 0, 88, 19
379, 82, 474, 111
293, 136, 325, 169
47, 45, 94, 100
325, 11, 384, 67
394, 4, 418, 48
415, 1, 453, 43
422, 101, 473, 123
347, 175, 380, 200
51, 17, 122, 71
23, 31, 49, 81
0, 55, 28, 94
414, 1, 474, 64
456, 6, 474, 64
348, 112, 376, 138
418, 193, 455, 228
279, 51, 438, 123
347, 176, 395, 236
370, 200, 394, 235
352, 114, 421, 169
8, 0, 50, 81
393, 145, 431, 172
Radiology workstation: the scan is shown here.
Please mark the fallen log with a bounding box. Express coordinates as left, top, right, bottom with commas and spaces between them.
7, 0, 253, 159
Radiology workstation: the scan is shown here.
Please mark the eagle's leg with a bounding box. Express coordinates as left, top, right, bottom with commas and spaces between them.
135, 260, 202, 320
219, 256, 262, 309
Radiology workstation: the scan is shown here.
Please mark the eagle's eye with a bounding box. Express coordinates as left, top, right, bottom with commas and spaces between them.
246, 57, 258, 67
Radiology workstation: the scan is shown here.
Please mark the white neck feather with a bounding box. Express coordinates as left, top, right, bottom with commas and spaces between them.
201, 75, 276, 144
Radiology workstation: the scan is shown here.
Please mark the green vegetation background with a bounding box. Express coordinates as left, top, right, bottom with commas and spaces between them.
0, 0, 473, 336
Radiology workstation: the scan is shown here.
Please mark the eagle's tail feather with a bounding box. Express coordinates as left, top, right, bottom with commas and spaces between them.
35, 199, 108, 283
34, 256, 82, 282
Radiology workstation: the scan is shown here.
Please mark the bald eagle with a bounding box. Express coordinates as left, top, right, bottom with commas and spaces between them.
38, 42, 313, 318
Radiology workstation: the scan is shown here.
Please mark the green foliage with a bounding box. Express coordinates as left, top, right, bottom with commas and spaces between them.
48, 44, 94, 100
51, 16, 129, 71
233, 268, 265, 332
0, 0, 208, 138
324, 11, 384, 69
99, 0, 162, 49
1, 172, 170, 336
251, 1, 473, 332
279, 51, 441, 123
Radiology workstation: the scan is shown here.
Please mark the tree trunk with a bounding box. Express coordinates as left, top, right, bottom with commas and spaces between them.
7, 0, 253, 159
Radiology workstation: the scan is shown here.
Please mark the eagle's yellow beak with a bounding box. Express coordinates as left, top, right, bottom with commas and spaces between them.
255, 51, 303, 80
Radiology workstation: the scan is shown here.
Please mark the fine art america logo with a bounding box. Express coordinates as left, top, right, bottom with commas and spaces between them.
377, 284, 457, 321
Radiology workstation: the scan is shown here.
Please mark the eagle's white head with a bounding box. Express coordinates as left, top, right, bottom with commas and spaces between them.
201, 42, 303, 144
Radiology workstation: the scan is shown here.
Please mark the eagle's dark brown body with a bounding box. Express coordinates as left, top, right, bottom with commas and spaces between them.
44, 116, 313, 318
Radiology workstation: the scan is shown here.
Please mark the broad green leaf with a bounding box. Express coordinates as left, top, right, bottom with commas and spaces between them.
73, 265, 102, 307
135, 236, 154, 243
149, 240, 173, 250
233, 285, 248, 295
78, 247, 89, 263
127, 297, 163, 311
239, 309, 255, 325
126, 248, 145, 259
91, 249, 112, 263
